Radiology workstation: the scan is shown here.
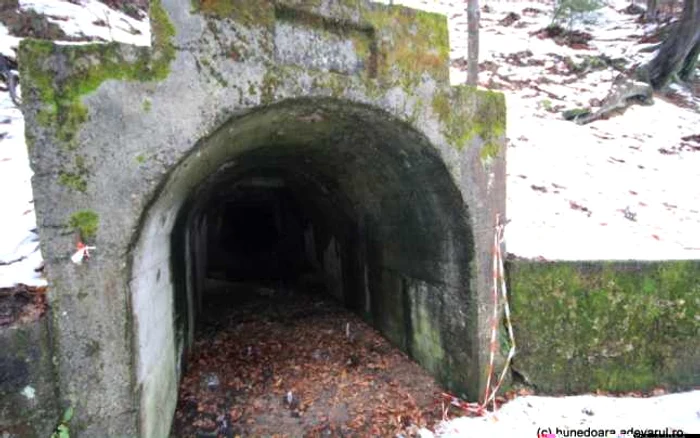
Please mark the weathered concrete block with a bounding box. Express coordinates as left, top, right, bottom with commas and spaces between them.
508, 259, 700, 394
0, 313, 58, 438
18, 0, 506, 435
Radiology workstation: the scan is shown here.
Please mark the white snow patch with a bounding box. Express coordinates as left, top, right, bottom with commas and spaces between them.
20, 385, 36, 400
19, 0, 150, 46
434, 391, 700, 437
0, 87, 46, 289
0, 23, 21, 58
505, 94, 700, 260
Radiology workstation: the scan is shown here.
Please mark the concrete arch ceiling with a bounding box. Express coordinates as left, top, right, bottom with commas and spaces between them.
130, 97, 475, 436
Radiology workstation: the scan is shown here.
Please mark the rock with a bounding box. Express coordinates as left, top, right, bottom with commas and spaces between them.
283, 390, 300, 411
312, 348, 330, 361
204, 373, 220, 390
499, 12, 521, 27
621, 3, 645, 15
346, 354, 360, 368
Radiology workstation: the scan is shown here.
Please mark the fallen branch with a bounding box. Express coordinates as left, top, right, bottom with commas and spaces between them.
0, 255, 29, 266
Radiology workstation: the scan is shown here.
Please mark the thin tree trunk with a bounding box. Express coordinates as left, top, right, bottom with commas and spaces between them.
467, 0, 479, 86
678, 39, 699, 81
645, 0, 658, 21
644, 0, 700, 89
0, 54, 20, 106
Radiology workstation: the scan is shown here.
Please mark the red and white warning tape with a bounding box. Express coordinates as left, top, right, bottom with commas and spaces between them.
71, 241, 96, 265
441, 213, 516, 417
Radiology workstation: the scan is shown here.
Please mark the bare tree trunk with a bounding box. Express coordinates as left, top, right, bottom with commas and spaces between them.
0, 54, 20, 106
573, 0, 698, 125
678, 39, 699, 81
467, 0, 479, 86
645, 0, 658, 21
643, 0, 700, 89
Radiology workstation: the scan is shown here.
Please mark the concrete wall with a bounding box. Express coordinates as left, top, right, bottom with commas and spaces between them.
17, 0, 506, 436
508, 259, 700, 394
0, 313, 58, 438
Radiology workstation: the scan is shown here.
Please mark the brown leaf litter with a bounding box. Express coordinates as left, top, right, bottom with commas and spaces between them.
171, 289, 450, 437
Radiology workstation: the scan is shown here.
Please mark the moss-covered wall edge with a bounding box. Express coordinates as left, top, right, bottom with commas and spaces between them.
507, 259, 700, 394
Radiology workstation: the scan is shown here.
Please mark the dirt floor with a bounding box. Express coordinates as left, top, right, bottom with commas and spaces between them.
170, 282, 451, 438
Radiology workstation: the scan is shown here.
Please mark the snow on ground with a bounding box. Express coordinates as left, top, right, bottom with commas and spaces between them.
0, 21, 21, 59
430, 390, 700, 437
506, 96, 700, 260
20, 0, 150, 46
0, 1, 150, 288
0, 87, 45, 288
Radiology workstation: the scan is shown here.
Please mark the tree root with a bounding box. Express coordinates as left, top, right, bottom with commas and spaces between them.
573, 74, 654, 125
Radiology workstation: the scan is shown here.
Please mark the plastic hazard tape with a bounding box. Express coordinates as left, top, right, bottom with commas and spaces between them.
441, 213, 516, 417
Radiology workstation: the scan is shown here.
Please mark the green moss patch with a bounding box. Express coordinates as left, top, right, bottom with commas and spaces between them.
562, 107, 591, 121
434, 86, 506, 153
57, 155, 89, 192
261, 68, 282, 104
362, 6, 449, 88
191, 0, 274, 28
68, 210, 99, 241
19, 0, 174, 149
508, 259, 700, 393
58, 172, 87, 192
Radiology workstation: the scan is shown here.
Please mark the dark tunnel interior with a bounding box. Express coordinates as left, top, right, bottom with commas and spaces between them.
193, 166, 361, 317
208, 181, 309, 284
165, 99, 477, 398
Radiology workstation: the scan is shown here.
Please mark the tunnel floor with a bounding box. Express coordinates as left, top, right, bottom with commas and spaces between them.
170, 280, 449, 437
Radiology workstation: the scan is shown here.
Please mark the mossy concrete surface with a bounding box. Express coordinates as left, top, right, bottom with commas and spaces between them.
508, 259, 700, 394
17, 0, 506, 435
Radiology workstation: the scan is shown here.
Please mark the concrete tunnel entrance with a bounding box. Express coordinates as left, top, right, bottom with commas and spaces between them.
130, 98, 476, 435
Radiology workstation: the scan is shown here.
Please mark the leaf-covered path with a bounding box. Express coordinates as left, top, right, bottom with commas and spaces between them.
171, 283, 446, 438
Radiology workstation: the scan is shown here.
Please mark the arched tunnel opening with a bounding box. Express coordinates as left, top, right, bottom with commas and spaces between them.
130, 98, 476, 436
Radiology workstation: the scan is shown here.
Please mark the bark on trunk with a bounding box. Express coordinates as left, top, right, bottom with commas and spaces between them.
644, 0, 700, 89
678, 39, 699, 81
0, 54, 20, 106
467, 0, 480, 85
645, 0, 658, 21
